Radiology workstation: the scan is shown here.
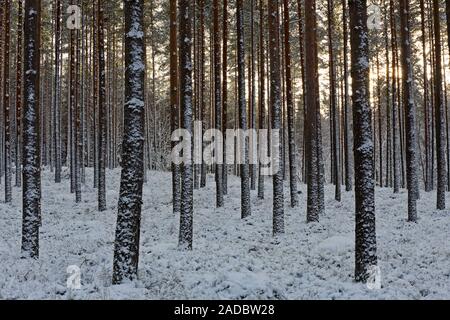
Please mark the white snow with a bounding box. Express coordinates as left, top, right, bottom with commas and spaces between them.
1, 168, 450, 299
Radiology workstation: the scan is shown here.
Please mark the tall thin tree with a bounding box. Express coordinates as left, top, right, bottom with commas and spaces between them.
399, 0, 419, 221
433, 0, 446, 210
21, 0, 42, 259
179, 0, 194, 249
112, 0, 146, 284
349, 0, 377, 282
237, 0, 251, 219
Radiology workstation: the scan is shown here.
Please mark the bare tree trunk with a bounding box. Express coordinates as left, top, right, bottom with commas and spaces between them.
112, 0, 145, 284
170, 0, 181, 213
15, 0, 24, 188
2, 0, 11, 203
222, 0, 228, 194
268, 0, 284, 234
349, 0, 377, 283
433, 0, 446, 210
399, 0, 419, 221
257, 0, 266, 200
179, 0, 194, 250
328, 0, 341, 201
97, 0, 107, 211
305, 0, 324, 222
21, 0, 41, 259
237, 0, 251, 219
213, 0, 223, 208
283, 0, 298, 207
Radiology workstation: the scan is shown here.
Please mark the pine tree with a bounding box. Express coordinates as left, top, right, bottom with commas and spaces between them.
328, 0, 341, 201
112, 0, 146, 284
21, 0, 41, 259
399, 0, 419, 222
170, 0, 181, 214
257, 0, 266, 200
97, 0, 107, 211
15, 0, 24, 188
433, 0, 446, 210
237, 0, 251, 219
2, 0, 11, 203
283, 0, 298, 207
349, 0, 377, 282
305, 0, 324, 222
213, 0, 223, 208
268, 0, 284, 234
390, 0, 400, 194
342, 0, 352, 191
179, 0, 194, 250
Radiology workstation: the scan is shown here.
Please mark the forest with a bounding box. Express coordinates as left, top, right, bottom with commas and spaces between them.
0, 0, 450, 300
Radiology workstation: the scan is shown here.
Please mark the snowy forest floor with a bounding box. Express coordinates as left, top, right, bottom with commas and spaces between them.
1, 168, 450, 299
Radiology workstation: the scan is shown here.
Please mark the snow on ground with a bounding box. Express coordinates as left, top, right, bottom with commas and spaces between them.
0, 168, 450, 299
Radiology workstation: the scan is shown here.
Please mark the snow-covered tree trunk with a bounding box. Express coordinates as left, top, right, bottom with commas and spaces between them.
268, 0, 284, 234
283, 0, 298, 208
389, 0, 401, 194
257, 0, 265, 200
236, 0, 251, 219
250, 0, 257, 192
213, 0, 223, 208
327, 0, 341, 202
222, 0, 228, 195
297, 0, 307, 184
112, 0, 146, 284
170, 0, 181, 214
432, 0, 446, 210
399, 0, 418, 222
342, 0, 352, 192
421, 0, 431, 192
3, 0, 11, 203
349, 0, 377, 282
15, 0, 24, 188
305, 0, 324, 222
97, 0, 107, 211
21, 0, 41, 259
199, 0, 207, 189
53, 0, 61, 184
178, 0, 194, 250
92, 0, 99, 189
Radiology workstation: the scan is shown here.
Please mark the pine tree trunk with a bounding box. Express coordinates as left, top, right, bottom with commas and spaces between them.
342, 0, 352, 191
268, 0, 284, 234
399, 0, 419, 221
222, 0, 228, 194
237, 0, 251, 219
179, 0, 194, 250
97, 0, 107, 211
199, 0, 207, 188
328, 0, 341, 201
112, 0, 145, 284
257, 0, 265, 200
15, 0, 24, 188
170, 0, 181, 213
390, 0, 400, 194
213, 0, 223, 208
433, 0, 447, 210
283, 0, 298, 207
349, 0, 377, 283
21, 0, 41, 259
305, 0, 324, 222
2, 0, 11, 203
